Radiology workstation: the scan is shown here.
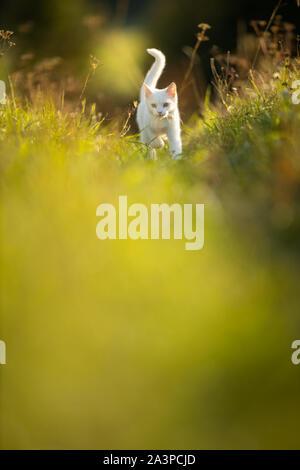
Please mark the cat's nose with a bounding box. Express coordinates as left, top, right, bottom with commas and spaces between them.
158, 111, 163, 116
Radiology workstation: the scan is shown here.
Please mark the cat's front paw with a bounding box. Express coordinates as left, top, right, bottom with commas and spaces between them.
171, 151, 183, 160
148, 148, 158, 160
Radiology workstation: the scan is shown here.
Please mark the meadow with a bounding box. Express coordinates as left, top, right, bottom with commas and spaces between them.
1, 12, 300, 449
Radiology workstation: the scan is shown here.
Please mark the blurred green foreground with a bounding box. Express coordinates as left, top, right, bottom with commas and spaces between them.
1, 80, 300, 449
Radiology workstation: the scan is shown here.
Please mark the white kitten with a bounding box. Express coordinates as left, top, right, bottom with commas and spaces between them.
136, 48, 182, 160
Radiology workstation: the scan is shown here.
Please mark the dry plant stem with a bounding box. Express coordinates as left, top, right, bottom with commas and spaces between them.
180, 24, 210, 97
0, 30, 15, 57
252, 0, 283, 69
120, 110, 132, 137
180, 38, 201, 95
79, 68, 93, 102
79, 56, 101, 103
120, 102, 137, 137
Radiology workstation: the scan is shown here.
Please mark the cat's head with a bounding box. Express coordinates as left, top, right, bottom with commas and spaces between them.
144, 82, 177, 118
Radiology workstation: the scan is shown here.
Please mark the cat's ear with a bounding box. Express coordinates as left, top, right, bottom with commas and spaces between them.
144, 84, 152, 98
166, 82, 177, 99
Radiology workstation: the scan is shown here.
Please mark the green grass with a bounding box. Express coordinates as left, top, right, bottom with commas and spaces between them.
1, 63, 300, 449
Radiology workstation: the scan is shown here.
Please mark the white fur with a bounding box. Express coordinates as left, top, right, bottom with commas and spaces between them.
136, 48, 182, 160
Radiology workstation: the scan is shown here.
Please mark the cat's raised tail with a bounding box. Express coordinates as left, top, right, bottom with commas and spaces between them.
144, 48, 166, 88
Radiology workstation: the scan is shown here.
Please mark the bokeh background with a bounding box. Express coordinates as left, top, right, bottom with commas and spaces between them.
1, 0, 300, 450
0, 0, 300, 115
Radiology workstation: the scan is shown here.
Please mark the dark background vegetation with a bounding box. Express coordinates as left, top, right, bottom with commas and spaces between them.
0, 0, 299, 115
1, 1, 300, 53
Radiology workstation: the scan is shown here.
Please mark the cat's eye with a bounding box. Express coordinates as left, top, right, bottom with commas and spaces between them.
151, 104, 157, 108
163, 103, 169, 107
